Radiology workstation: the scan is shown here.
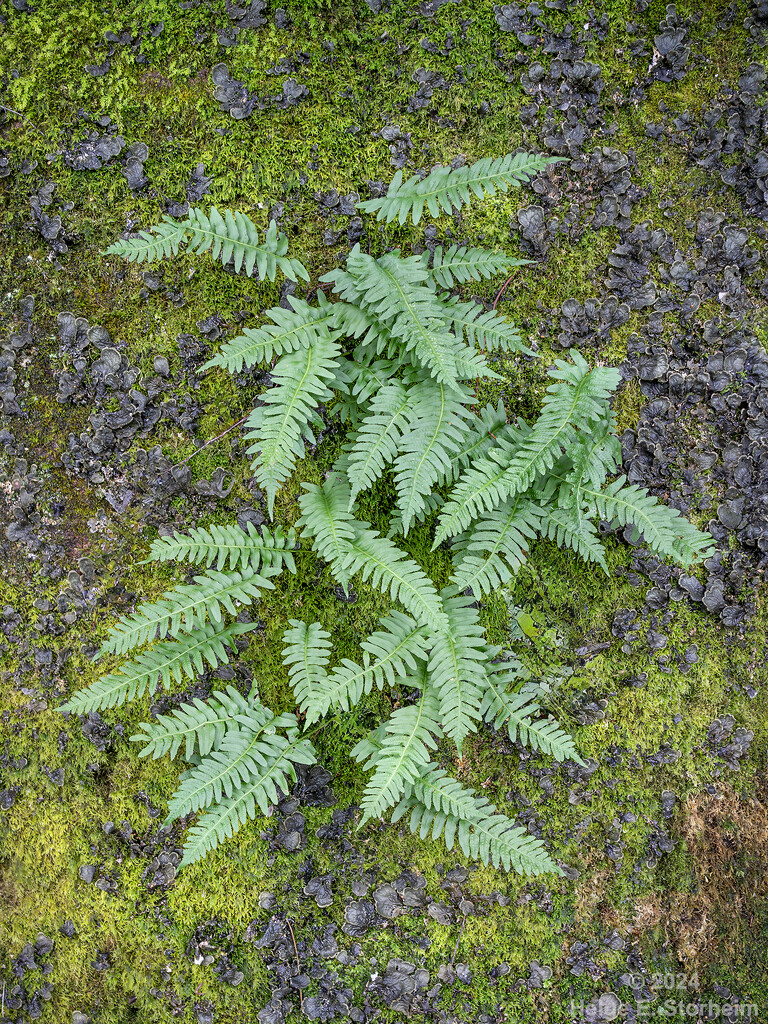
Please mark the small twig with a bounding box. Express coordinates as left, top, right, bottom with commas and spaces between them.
450, 915, 467, 965
285, 917, 304, 1011
492, 271, 517, 310
0, 104, 44, 134
177, 413, 249, 465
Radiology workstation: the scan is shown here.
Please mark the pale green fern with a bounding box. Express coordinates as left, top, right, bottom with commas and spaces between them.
63, 152, 715, 875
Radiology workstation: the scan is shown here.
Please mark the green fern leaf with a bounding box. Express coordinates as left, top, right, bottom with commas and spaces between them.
346, 381, 411, 505
427, 590, 488, 752
481, 659, 580, 762
147, 522, 297, 574
300, 611, 430, 724
202, 294, 335, 373
166, 710, 309, 820
176, 724, 317, 867
282, 620, 333, 714
429, 245, 527, 288
184, 207, 309, 280
450, 496, 543, 597
355, 685, 442, 823
357, 152, 561, 225
63, 623, 256, 714
98, 570, 278, 659
244, 335, 341, 516
296, 476, 357, 590
585, 477, 715, 564
104, 217, 189, 263
130, 684, 258, 760
539, 505, 608, 572
443, 295, 534, 355
393, 377, 473, 535
325, 248, 460, 388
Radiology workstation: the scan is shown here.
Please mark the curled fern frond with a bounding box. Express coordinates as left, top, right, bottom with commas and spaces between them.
147, 523, 297, 574
357, 152, 561, 225
63, 623, 257, 714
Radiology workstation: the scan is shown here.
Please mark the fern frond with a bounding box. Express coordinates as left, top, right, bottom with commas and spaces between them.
343, 520, 449, 633
244, 335, 341, 516
299, 611, 430, 724
131, 684, 257, 760
434, 354, 619, 544
540, 505, 608, 573
104, 217, 189, 263
184, 207, 309, 280
147, 523, 297, 574
443, 296, 534, 355
355, 686, 442, 824
325, 248, 459, 388
166, 710, 309, 820
63, 622, 257, 714
330, 301, 394, 354
346, 381, 411, 505
481, 659, 580, 762
98, 570, 278, 659
176, 724, 317, 867
585, 477, 715, 564
394, 377, 473, 535
429, 246, 526, 289
451, 496, 543, 597
427, 591, 488, 752
296, 476, 357, 589
202, 294, 335, 373
433, 427, 529, 546
282, 620, 333, 714
392, 766, 560, 875
357, 152, 561, 225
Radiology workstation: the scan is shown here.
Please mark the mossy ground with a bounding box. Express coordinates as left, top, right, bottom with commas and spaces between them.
1, 0, 767, 1021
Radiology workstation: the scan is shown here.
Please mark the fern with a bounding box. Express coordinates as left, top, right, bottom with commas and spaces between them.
281, 619, 333, 715
426, 590, 487, 751
357, 152, 561, 224
147, 523, 297, 574
106, 206, 309, 281
131, 684, 257, 760
83, 151, 716, 874
393, 765, 561, 875
296, 611, 430, 724
166, 709, 310, 820
451, 496, 543, 597
63, 623, 257, 714
393, 376, 473, 535
429, 246, 527, 289
202, 294, 336, 373
98, 569, 278, 659
177, 723, 317, 867
244, 334, 341, 515
353, 684, 443, 824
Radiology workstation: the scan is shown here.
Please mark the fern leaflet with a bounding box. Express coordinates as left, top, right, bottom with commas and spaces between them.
131, 684, 258, 760
147, 523, 296, 574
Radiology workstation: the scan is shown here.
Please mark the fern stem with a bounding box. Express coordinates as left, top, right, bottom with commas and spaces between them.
177, 414, 249, 465
492, 271, 517, 310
